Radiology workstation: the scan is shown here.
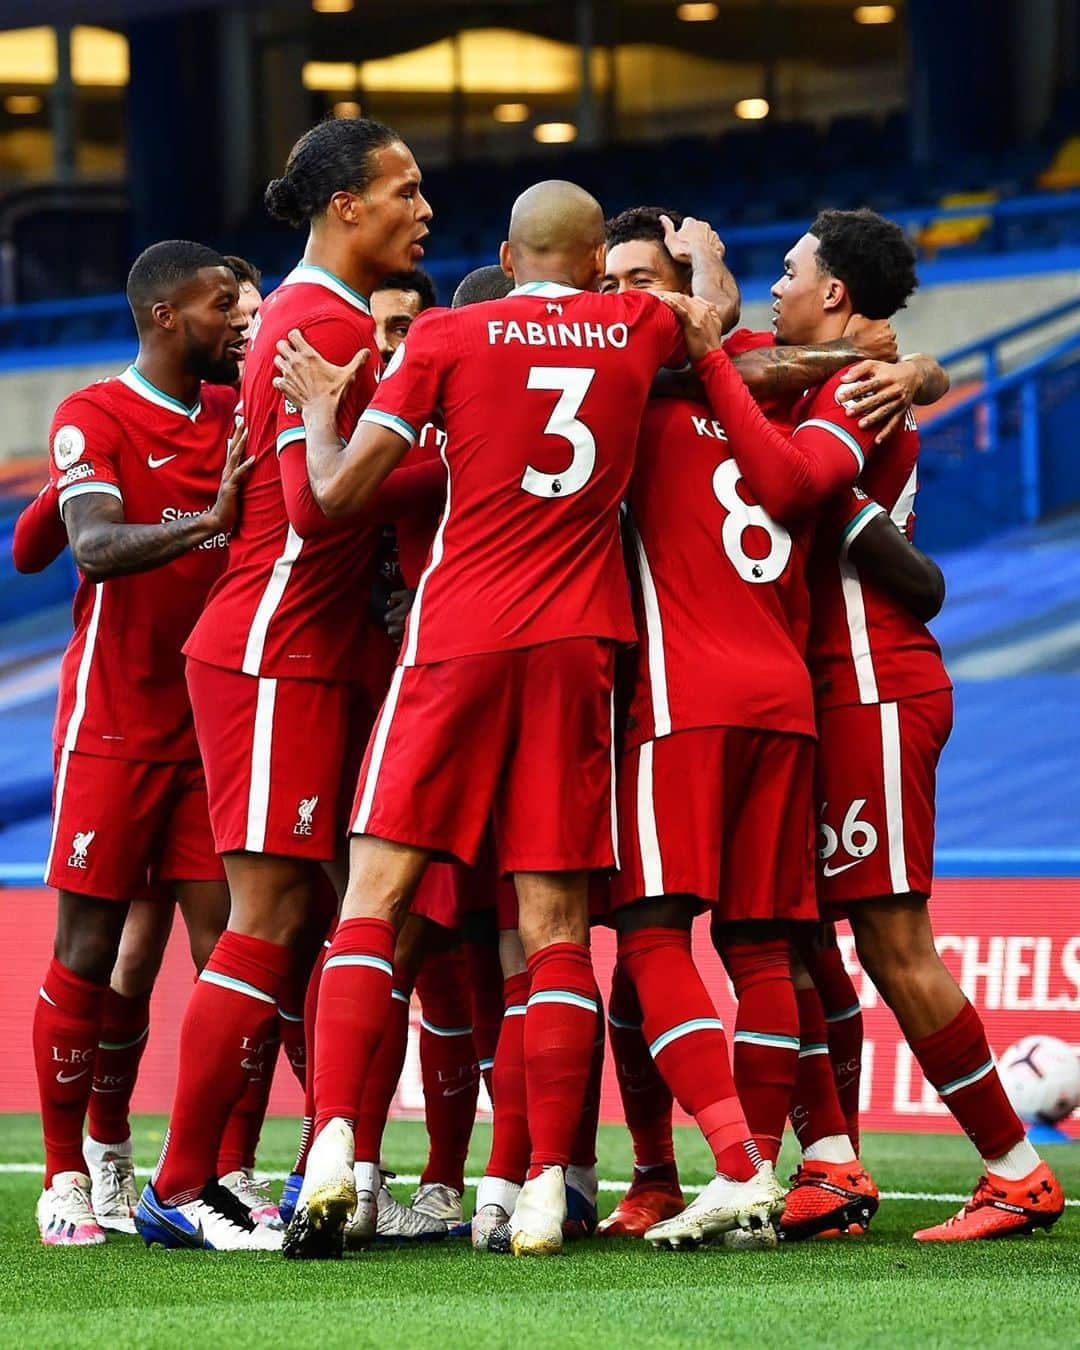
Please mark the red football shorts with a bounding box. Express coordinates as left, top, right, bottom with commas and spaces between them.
45, 749, 222, 901
613, 726, 818, 922
186, 658, 370, 861
814, 690, 953, 909
352, 638, 618, 873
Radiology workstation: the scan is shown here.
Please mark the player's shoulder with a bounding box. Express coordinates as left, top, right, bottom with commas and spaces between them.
200, 382, 241, 425
50, 377, 126, 444
267, 274, 374, 334
795, 365, 862, 423
723, 327, 775, 357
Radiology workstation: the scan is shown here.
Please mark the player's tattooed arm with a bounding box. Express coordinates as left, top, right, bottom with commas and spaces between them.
835, 354, 950, 444
63, 426, 251, 580
845, 504, 946, 623
273, 330, 406, 517
731, 316, 899, 402
661, 214, 740, 333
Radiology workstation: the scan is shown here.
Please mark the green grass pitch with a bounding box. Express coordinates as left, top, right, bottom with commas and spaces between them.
1, 1114, 1076, 1349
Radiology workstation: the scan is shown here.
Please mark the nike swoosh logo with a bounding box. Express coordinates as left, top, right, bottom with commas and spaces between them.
55, 1068, 91, 1084
821, 858, 867, 878
147, 454, 178, 469
142, 1194, 205, 1248
442, 1081, 478, 1098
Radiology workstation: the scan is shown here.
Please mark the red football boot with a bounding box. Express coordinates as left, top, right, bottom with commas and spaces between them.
779, 1159, 879, 1241
914, 1162, 1064, 1242
597, 1170, 685, 1239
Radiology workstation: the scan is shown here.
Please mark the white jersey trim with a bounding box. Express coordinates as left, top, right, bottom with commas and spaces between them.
117, 365, 202, 421
360, 407, 417, 448
795, 417, 865, 472
57, 481, 123, 512
62, 582, 104, 753
838, 557, 879, 703
278, 263, 372, 316
43, 747, 72, 882
400, 435, 452, 669
635, 740, 665, 896
609, 686, 620, 870
244, 677, 277, 852
890, 462, 918, 531
879, 701, 909, 892
241, 525, 304, 677
507, 281, 582, 299
628, 515, 672, 738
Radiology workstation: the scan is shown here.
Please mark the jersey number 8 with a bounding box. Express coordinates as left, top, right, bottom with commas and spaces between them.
712, 459, 791, 584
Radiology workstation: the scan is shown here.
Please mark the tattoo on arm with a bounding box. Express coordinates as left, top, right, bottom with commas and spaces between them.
906, 353, 950, 406
732, 340, 861, 399
63, 493, 218, 581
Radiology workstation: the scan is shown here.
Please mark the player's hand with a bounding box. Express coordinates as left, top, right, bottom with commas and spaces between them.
272, 329, 371, 411
657, 292, 724, 361
384, 586, 417, 644
205, 424, 253, 534
661, 214, 725, 265
843, 314, 899, 364
836, 359, 920, 444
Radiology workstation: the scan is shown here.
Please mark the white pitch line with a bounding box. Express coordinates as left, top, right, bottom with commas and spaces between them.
0, 1163, 1075, 1206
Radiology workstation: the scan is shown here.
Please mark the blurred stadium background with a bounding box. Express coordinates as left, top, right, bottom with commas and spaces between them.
0, 0, 1076, 1133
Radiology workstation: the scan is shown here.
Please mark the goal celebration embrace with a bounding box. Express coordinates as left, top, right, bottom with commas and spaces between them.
11, 102, 1076, 1297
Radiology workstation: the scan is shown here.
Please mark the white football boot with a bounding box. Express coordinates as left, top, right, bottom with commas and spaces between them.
344, 1161, 380, 1251
219, 1169, 283, 1230
136, 1179, 282, 1251
508, 1166, 567, 1257
37, 1171, 106, 1247
411, 1182, 464, 1227
471, 1176, 521, 1251
644, 1161, 786, 1249
282, 1118, 357, 1260
84, 1135, 138, 1234
375, 1174, 448, 1243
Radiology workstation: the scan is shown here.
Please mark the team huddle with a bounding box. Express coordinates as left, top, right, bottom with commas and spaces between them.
21, 115, 1066, 1257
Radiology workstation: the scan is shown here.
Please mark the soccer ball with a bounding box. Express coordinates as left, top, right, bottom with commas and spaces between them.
1000, 1035, 1080, 1124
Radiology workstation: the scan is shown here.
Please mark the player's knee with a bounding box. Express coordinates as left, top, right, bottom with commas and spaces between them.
517, 903, 587, 955
54, 898, 126, 984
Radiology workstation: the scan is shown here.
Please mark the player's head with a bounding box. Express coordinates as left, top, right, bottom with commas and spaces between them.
501, 180, 606, 291
772, 208, 918, 345
265, 116, 432, 279
452, 265, 514, 308
223, 254, 263, 373
126, 239, 244, 385
370, 268, 437, 361
601, 206, 690, 296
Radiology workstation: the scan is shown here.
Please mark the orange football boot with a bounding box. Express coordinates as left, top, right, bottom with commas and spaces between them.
597, 1176, 685, 1239
779, 1159, 879, 1241
914, 1162, 1064, 1241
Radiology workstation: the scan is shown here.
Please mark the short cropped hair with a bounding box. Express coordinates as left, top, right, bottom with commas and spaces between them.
451, 265, 514, 308
374, 268, 437, 311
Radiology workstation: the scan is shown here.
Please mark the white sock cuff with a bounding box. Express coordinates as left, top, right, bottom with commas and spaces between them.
477, 1175, 522, 1214
984, 1137, 1039, 1181
803, 1134, 857, 1164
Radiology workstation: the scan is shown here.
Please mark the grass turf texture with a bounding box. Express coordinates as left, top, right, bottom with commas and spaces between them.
1, 1115, 1076, 1349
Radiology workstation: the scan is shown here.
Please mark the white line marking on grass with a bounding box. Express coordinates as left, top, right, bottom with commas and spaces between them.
0, 1164, 1075, 1206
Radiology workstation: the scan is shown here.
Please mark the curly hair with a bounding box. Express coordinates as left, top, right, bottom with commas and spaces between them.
809, 208, 918, 319
603, 206, 690, 284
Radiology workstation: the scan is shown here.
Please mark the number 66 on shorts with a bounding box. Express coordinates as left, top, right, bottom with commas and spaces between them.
813, 690, 954, 911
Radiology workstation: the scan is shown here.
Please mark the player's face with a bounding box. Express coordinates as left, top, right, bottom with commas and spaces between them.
371, 286, 423, 362
771, 232, 828, 345
353, 142, 433, 277
600, 239, 686, 296
233, 281, 263, 377
178, 267, 246, 386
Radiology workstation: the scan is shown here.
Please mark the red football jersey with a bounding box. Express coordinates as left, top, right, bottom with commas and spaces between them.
12, 482, 66, 573
395, 418, 447, 589
360, 282, 686, 666
184, 263, 381, 682
47, 368, 236, 761
807, 399, 951, 709
625, 396, 815, 749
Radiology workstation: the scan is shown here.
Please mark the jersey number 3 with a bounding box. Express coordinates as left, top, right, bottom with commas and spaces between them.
712, 459, 791, 584
521, 367, 596, 499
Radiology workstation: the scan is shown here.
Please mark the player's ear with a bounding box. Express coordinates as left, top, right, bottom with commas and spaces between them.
150, 300, 178, 332
330, 190, 361, 226
498, 240, 514, 280
822, 275, 847, 315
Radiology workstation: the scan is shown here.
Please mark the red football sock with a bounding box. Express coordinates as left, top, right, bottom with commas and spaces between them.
312, 916, 396, 1134
722, 938, 800, 1165
523, 942, 599, 1177
607, 960, 675, 1171
569, 985, 605, 1169
620, 929, 755, 1180
294, 933, 333, 1175
34, 959, 107, 1185
277, 990, 307, 1090
805, 944, 863, 1152
352, 963, 413, 1165
791, 985, 851, 1152
417, 948, 479, 1192
86, 987, 151, 1145
216, 1025, 278, 1176
910, 1001, 1025, 1161
485, 971, 530, 1184
468, 941, 504, 1098
154, 931, 291, 1205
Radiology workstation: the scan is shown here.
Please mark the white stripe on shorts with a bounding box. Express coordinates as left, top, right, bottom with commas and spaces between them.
635, 741, 664, 896
244, 677, 277, 853
879, 701, 909, 893
352, 665, 406, 834
609, 685, 620, 870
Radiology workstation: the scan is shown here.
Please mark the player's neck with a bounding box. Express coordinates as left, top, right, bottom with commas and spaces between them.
132, 349, 201, 410
511, 264, 589, 291
302, 237, 375, 303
